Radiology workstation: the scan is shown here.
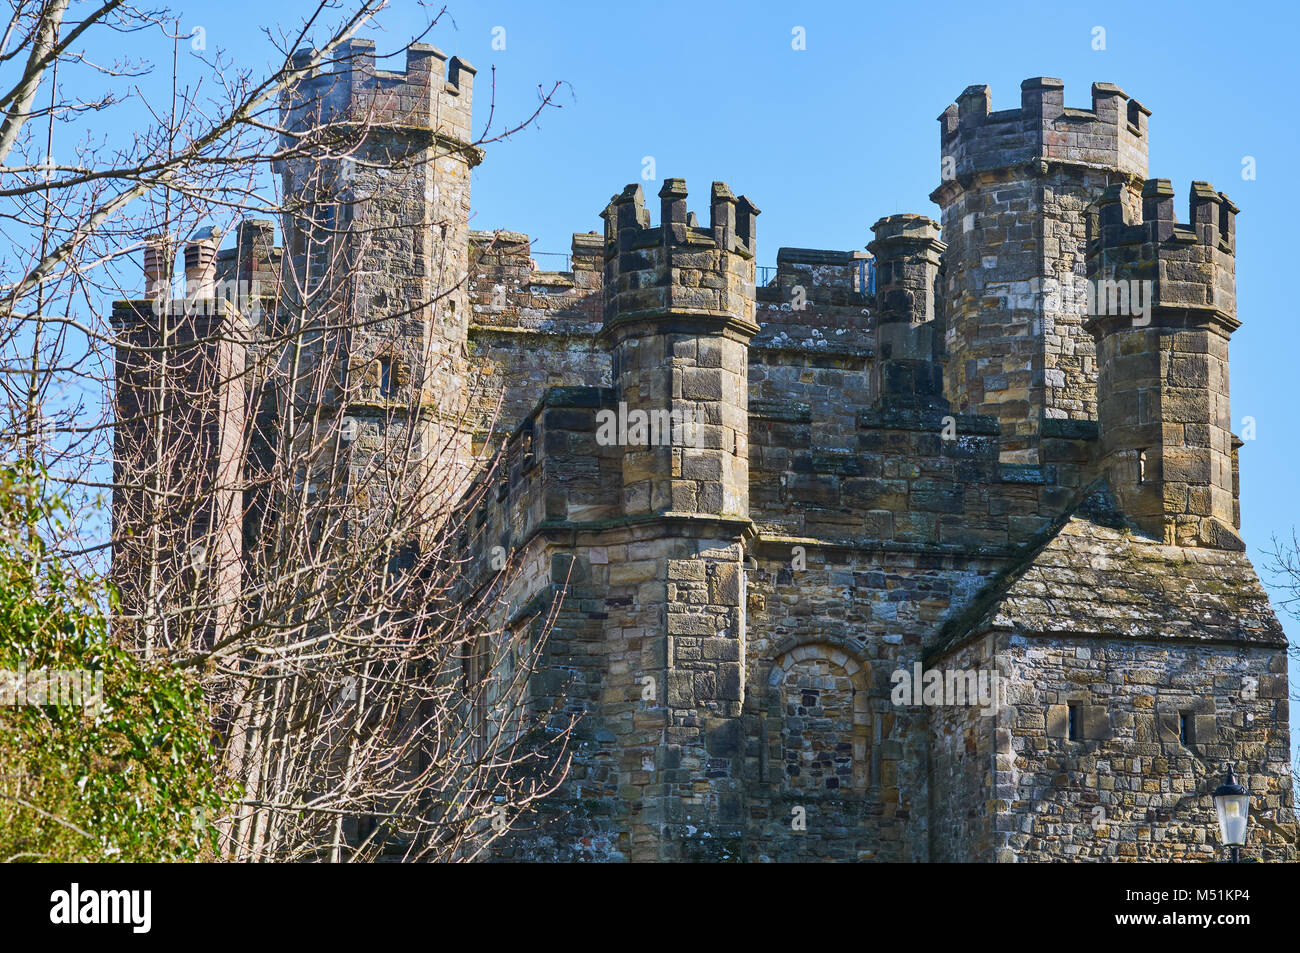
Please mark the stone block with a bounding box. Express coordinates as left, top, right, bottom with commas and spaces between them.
1045, 704, 1069, 738
1193, 715, 1217, 745
1079, 706, 1112, 741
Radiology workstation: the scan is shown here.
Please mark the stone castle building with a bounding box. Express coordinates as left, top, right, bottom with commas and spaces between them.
114, 42, 1295, 861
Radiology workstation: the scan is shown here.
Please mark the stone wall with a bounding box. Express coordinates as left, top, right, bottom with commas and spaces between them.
749, 246, 875, 455
927, 633, 1001, 861
997, 634, 1291, 861
467, 230, 608, 451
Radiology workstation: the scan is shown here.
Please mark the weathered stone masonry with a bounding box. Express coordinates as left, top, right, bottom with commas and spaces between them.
932, 78, 1149, 463
455, 76, 1291, 862
115, 57, 1295, 862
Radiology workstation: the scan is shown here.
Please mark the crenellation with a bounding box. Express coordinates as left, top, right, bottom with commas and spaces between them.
940, 78, 1148, 181
284, 38, 476, 146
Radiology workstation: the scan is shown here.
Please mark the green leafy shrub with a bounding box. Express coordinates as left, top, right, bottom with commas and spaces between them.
0, 465, 221, 861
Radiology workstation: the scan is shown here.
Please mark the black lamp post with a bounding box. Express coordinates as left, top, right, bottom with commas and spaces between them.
1212, 769, 1250, 863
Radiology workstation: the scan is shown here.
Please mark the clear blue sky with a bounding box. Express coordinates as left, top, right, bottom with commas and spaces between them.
113, 0, 1300, 757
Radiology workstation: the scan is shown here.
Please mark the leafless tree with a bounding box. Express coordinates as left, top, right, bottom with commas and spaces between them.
1, 0, 574, 860
1260, 533, 1300, 824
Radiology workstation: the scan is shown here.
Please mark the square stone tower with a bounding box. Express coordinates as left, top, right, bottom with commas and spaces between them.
279, 39, 481, 516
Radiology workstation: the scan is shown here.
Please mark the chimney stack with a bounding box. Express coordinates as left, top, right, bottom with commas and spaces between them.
143, 234, 174, 302
184, 226, 222, 301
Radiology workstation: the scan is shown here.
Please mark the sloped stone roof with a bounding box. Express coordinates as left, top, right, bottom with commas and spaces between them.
928, 483, 1286, 659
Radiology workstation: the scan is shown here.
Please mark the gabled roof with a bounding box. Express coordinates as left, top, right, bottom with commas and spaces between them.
927, 482, 1286, 660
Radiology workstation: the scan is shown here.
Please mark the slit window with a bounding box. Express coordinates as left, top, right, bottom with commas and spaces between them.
379, 359, 395, 397
1067, 704, 1079, 741
1179, 712, 1190, 745
1127, 99, 1143, 132
1137, 449, 1147, 483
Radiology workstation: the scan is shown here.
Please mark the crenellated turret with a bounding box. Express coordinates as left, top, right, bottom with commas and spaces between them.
591, 178, 759, 857
279, 37, 481, 512
932, 78, 1151, 463
1086, 178, 1241, 549
282, 38, 476, 147
599, 179, 759, 518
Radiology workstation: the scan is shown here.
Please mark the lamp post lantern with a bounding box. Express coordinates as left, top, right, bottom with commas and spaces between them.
1212, 769, 1250, 863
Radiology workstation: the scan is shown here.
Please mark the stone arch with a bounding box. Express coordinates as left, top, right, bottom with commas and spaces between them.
767, 643, 871, 794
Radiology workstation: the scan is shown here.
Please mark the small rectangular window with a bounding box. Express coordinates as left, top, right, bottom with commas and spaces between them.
1138, 449, 1147, 483
379, 359, 395, 397
1067, 704, 1079, 741
1179, 712, 1190, 745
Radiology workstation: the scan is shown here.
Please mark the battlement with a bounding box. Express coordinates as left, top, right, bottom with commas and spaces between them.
1087, 178, 1238, 323
937, 77, 1149, 182
284, 38, 475, 145
600, 179, 759, 329
758, 246, 871, 303
868, 214, 943, 324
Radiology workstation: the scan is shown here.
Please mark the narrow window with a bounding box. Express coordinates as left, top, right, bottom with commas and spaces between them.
1127, 99, 1143, 132
521, 426, 536, 469
379, 358, 395, 398
1179, 712, 1190, 745
1137, 449, 1147, 483
1067, 704, 1079, 741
